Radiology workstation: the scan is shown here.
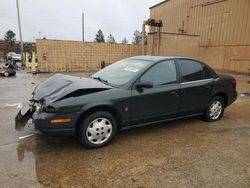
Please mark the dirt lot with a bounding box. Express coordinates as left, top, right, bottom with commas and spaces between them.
0, 70, 249, 188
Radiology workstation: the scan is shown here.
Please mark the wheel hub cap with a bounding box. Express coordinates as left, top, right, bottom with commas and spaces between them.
209, 100, 222, 120
86, 118, 112, 144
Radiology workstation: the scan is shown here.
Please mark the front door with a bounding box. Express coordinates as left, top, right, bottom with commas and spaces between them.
130, 60, 181, 124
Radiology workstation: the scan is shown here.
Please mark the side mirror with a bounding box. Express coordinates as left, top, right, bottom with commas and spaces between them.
136, 81, 153, 89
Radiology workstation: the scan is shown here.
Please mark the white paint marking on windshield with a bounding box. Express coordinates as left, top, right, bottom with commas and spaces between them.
124, 67, 139, 73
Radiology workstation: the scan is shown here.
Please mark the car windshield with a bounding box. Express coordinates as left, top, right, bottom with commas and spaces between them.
92, 59, 152, 86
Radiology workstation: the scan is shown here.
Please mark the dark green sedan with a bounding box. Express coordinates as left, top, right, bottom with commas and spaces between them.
15, 56, 237, 148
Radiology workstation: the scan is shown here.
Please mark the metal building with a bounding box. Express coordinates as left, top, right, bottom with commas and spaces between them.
150, 0, 250, 46
147, 0, 250, 73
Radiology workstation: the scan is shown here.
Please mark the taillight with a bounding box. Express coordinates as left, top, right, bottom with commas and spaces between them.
232, 79, 236, 88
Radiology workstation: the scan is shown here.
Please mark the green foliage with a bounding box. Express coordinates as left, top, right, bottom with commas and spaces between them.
132, 30, 141, 45
95, 29, 105, 43
121, 37, 128, 44
107, 34, 116, 44
4, 30, 16, 45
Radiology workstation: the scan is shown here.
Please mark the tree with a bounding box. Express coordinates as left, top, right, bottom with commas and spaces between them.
107, 34, 116, 44
4, 30, 16, 45
95, 29, 105, 43
121, 37, 128, 44
132, 30, 141, 45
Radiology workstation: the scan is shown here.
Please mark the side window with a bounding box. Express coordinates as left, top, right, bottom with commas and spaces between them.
178, 59, 203, 82
140, 60, 177, 86
203, 65, 213, 79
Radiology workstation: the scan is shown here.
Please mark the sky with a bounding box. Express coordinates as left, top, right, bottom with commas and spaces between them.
0, 0, 162, 43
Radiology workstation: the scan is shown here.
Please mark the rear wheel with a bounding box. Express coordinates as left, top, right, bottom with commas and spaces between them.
77, 111, 117, 148
203, 96, 225, 122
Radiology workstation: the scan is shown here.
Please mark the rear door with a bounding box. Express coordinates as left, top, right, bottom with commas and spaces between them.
130, 60, 181, 124
177, 59, 214, 115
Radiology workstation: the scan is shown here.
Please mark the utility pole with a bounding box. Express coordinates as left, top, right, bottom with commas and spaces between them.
16, 0, 24, 54
82, 13, 84, 41
142, 21, 146, 55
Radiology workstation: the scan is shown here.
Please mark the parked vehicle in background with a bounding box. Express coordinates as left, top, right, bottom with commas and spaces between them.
6, 52, 16, 61
11, 54, 22, 68
6, 52, 22, 67
0, 63, 16, 77
12, 54, 22, 63
15, 61, 22, 68
15, 56, 237, 148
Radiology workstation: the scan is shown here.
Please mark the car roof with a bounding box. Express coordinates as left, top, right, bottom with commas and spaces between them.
128, 55, 197, 62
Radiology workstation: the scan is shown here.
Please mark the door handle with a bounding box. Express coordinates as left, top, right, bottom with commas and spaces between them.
205, 85, 211, 89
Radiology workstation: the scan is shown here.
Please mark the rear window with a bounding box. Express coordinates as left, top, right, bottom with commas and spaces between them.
178, 59, 203, 82
203, 65, 213, 79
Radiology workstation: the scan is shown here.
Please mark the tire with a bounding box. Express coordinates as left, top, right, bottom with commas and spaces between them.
77, 111, 117, 148
203, 96, 225, 122
3, 71, 9, 77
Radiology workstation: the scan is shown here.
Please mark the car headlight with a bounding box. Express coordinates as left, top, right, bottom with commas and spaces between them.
35, 104, 42, 113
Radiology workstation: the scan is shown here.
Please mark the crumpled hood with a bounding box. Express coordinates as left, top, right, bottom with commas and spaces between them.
32, 74, 112, 104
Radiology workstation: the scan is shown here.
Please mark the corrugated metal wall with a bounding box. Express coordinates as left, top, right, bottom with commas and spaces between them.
150, 0, 250, 46
147, 32, 201, 58
147, 31, 250, 73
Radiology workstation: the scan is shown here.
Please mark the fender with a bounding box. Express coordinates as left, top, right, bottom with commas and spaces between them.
76, 102, 123, 129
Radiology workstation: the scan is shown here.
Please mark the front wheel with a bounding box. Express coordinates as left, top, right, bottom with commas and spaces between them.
77, 111, 117, 148
203, 96, 225, 122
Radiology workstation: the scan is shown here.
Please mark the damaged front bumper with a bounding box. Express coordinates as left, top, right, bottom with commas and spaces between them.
15, 108, 34, 130
15, 100, 76, 136
15, 101, 36, 131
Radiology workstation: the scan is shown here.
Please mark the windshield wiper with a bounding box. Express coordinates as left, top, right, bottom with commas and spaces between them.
92, 76, 109, 85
